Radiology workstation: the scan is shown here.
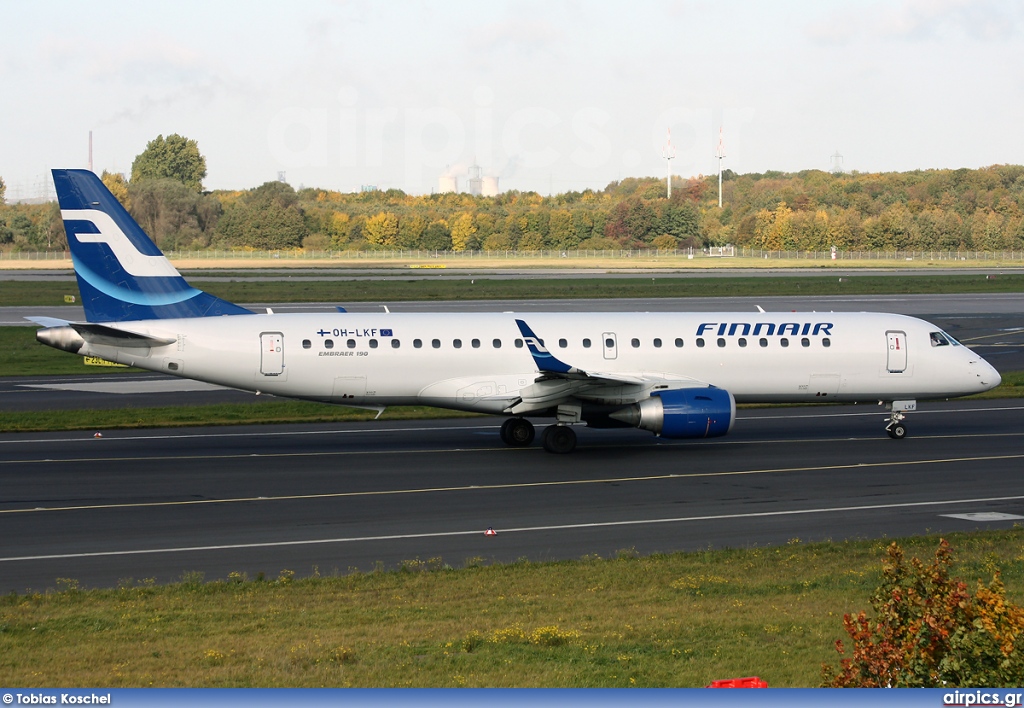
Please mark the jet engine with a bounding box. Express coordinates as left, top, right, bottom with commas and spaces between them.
610, 387, 735, 439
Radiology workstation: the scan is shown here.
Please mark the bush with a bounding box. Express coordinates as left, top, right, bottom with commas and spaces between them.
822, 539, 1024, 687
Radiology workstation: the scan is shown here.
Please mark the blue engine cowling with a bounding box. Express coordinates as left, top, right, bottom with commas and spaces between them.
612, 387, 735, 438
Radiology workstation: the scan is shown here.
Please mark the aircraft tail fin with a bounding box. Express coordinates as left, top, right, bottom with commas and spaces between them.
52, 169, 252, 322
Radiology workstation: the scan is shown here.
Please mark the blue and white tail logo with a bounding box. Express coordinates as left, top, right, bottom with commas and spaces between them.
53, 169, 251, 322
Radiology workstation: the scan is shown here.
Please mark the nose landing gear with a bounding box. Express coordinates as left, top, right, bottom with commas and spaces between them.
883, 400, 916, 440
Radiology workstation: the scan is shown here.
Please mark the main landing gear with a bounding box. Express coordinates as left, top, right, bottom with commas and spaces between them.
541, 424, 576, 454
499, 417, 535, 447
499, 418, 577, 454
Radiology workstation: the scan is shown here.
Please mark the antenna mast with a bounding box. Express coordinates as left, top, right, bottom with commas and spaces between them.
715, 126, 726, 208
662, 128, 675, 198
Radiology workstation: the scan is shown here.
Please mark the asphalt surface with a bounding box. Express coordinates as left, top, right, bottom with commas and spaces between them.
2, 400, 1023, 593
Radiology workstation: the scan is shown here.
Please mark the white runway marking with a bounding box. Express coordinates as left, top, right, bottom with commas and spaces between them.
4, 493, 1024, 563
21, 380, 228, 394
942, 512, 1024, 521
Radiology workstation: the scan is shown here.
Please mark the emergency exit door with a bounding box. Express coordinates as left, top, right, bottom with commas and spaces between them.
886, 330, 907, 373
602, 332, 618, 360
260, 332, 284, 375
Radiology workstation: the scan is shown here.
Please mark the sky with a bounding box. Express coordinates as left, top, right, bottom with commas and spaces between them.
3, 0, 1024, 199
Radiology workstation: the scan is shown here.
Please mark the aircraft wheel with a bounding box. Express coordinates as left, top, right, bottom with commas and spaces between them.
542, 425, 577, 454
502, 418, 535, 447
887, 423, 907, 440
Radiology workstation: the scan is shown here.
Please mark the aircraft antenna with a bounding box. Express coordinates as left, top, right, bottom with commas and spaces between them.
715, 127, 726, 208
661, 128, 675, 198
88, 131, 93, 173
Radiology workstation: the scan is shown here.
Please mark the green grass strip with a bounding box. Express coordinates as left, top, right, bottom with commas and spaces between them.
4, 272, 1024, 307
0, 402, 480, 433
2, 529, 1022, 687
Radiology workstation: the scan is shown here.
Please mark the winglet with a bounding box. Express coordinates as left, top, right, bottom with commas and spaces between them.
515, 319, 579, 375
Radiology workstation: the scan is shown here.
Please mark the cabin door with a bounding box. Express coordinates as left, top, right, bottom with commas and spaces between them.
886, 330, 907, 373
260, 332, 284, 376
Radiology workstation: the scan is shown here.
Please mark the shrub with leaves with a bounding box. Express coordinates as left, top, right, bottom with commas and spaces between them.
823, 539, 1024, 687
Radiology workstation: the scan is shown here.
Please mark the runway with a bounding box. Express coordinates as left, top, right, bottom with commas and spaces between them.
2, 400, 1024, 593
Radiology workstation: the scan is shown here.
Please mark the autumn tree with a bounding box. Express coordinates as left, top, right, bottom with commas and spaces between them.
0, 175, 6, 204
131, 134, 208, 192
214, 181, 307, 250
420, 219, 451, 251
101, 171, 130, 210
823, 539, 1024, 687
129, 178, 220, 250
450, 212, 477, 251
363, 211, 399, 247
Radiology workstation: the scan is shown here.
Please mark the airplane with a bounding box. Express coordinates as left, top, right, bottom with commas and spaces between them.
31, 169, 1001, 454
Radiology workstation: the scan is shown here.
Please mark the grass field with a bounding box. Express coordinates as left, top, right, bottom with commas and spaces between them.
3, 272, 1024, 308
2, 530, 1021, 687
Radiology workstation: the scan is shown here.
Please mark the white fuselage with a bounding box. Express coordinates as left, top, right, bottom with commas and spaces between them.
75, 311, 1000, 414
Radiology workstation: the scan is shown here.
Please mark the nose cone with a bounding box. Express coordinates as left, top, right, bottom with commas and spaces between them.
975, 358, 1001, 391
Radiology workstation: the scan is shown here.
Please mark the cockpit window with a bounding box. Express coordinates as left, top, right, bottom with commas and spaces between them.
930, 331, 960, 347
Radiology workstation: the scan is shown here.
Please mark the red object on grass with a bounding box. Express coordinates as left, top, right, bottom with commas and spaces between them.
706, 676, 768, 688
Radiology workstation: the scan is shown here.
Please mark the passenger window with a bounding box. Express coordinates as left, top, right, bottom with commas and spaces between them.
674, 338, 684, 347
492, 339, 502, 348
391, 339, 401, 349
717, 338, 726, 348
631, 338, 640, 348
559, 338, 568, 348
605, 338, 614, 348
801, 338, 810, 347
302, 339, 311, 349
759, 338, 768, 347
515, 339, 524, 348
347, 339, 356, 348
653, 338, 662, 348
432, 339, 441, 349
453, 339, 462, 349
822, 338, 831, 348
471, 339, 480, 348
583, 338, 591, 348
738, 338, 747, 347
413, 339, 422, 348
780, 338, 789, 347
696, 338, 705, 348
325, 339, 334, 349
369, 339, 378, 349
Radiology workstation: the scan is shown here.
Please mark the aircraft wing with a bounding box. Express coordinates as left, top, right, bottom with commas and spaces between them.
508, 319, 711, 414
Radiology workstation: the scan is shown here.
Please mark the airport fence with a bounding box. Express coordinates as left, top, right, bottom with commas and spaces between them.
2, 248, 1024, 262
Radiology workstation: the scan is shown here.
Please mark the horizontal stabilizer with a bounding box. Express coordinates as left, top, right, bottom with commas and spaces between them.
35, 320, 176, 353
25, 316, 71, 328
72, 323, 176, 348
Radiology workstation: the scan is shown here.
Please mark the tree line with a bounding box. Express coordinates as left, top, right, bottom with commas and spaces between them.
2, 134, 1024, 253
